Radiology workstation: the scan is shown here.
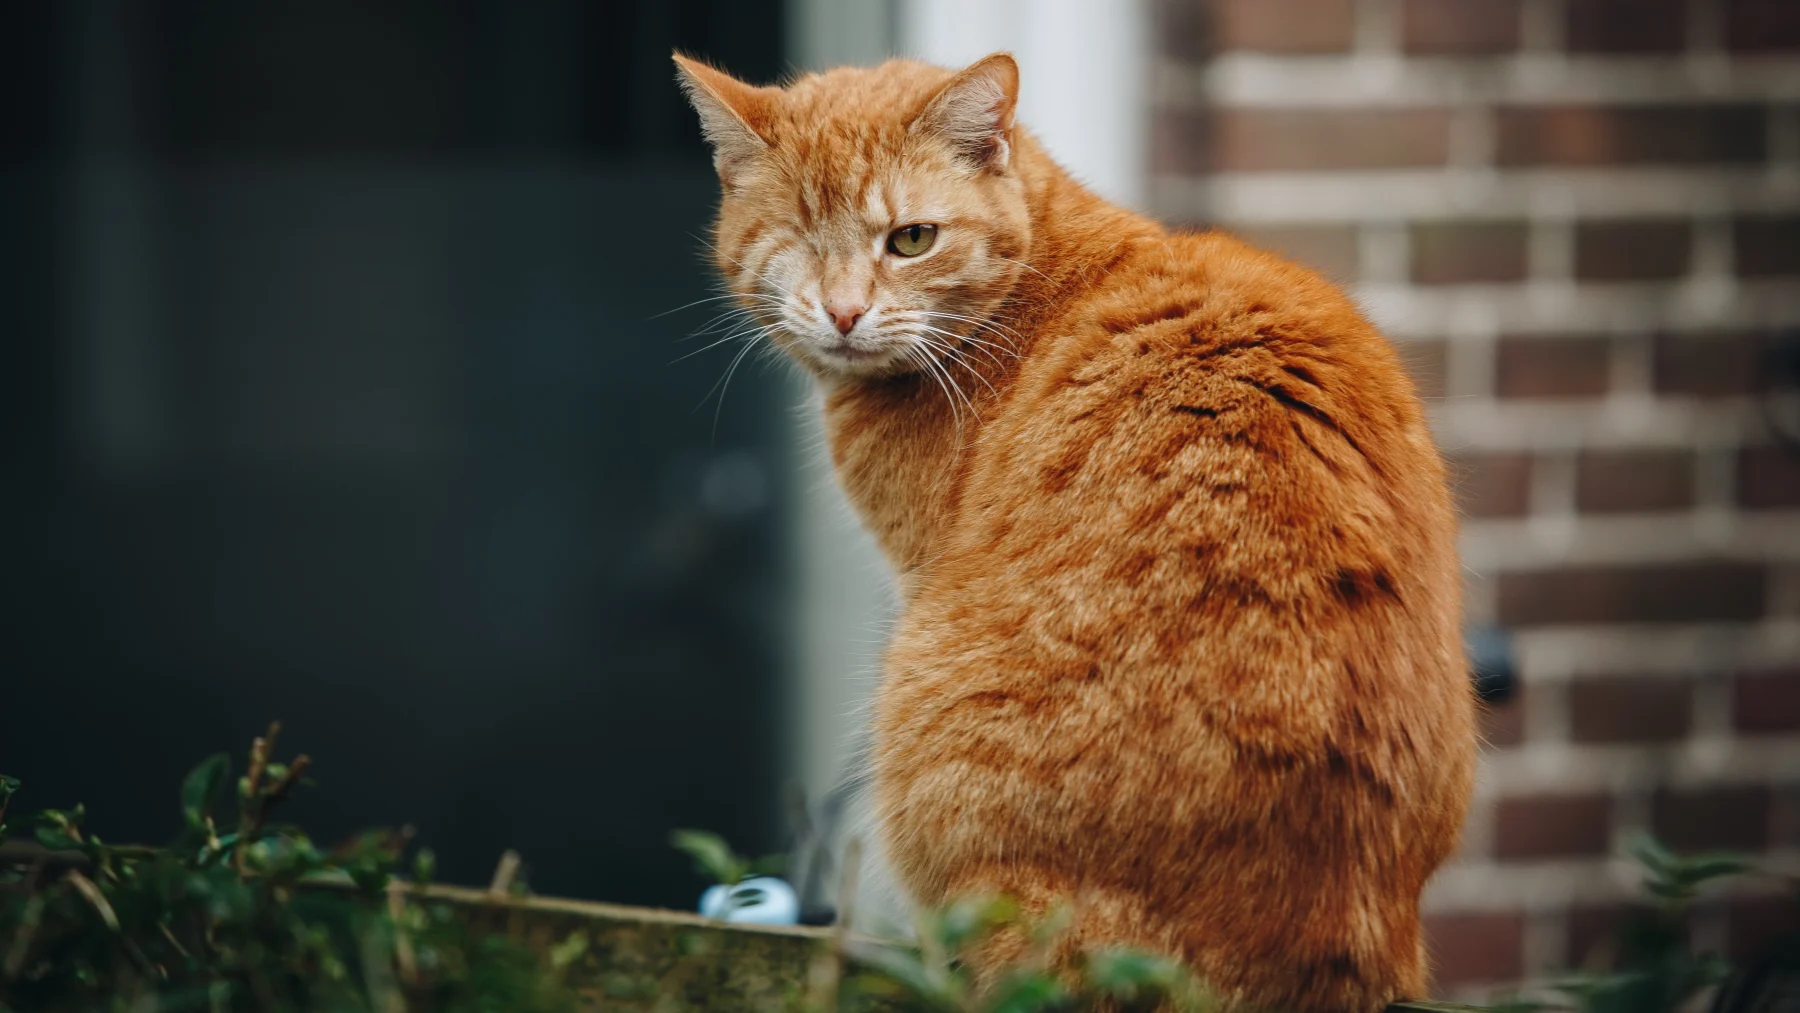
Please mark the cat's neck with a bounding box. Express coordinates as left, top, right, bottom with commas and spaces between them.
818, 136, 1163, 580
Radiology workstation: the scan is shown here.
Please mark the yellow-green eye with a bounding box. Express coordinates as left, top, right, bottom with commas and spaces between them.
888, 223, 938, 257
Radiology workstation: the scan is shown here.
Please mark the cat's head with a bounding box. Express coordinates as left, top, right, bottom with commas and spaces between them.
675, 53, 1032, 379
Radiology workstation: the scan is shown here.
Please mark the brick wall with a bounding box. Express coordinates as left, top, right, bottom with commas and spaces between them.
1151, 0, 1800, 1001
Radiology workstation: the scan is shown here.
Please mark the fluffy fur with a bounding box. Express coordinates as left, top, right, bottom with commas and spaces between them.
676, 51, 1477, 1013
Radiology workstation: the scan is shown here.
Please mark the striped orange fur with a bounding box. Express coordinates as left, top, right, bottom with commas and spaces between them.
676, 51, 1476, 1012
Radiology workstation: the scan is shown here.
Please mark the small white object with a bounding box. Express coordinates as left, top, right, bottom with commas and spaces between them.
698, 876, 800, 926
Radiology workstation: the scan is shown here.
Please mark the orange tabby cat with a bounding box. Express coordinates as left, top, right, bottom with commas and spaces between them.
676, 51, 1476, 1012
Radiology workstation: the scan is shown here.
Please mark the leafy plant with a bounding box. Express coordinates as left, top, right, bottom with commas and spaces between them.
13, 723, 1793, 1013
1500, 834, 1770, 1013
0, 723, 580, 1013
847, 894, 1216, 1013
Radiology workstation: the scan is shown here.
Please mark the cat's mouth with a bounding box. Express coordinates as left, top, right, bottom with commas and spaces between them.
810, 337, 904, 374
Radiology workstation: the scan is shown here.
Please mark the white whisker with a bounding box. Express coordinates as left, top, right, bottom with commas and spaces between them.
703, 336, 763, 441
901, 344, 965, 433
910, 332, 998, 398
910, 324, 1007, 370
1001, 256, 1052, 282
651, 290, 786, 320
906, 335, 978, 420
692, 234, 790, 295
922, 310, 1026, 344
671, 321, 784, 364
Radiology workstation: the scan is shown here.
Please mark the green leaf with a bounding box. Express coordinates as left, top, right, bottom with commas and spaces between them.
180, 753, 231, 831
413, 847, 437, 886
933, 894, 1019, 953
747, 852, 787, 878
34, 824, 81, 851
669, 829, 747, 886
547, 931, 589, 971
1625, 833, 1677, 875
849, 944, 958, 1007
33, 807, 86, 850
1083, 947, 1214, 1011
983, 971, 1069, 1013
1485, 999, 1560, 1013
1671, 853, 1751, 886
1086, 948, 1181, 994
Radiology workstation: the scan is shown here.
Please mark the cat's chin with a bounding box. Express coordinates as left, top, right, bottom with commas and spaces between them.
803, 341, 910, 379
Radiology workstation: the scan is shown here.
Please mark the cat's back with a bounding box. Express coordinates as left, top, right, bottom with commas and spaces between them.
957, 227, 1455, 585
919, 225, 1468, 775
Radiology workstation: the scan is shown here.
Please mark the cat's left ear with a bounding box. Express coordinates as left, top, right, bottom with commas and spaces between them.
673, 53, 778, 183
910, 53, 1019, 173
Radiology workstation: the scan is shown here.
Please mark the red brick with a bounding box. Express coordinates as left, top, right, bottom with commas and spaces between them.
1733, 671, 1800, 734
1230, 224, 1360, 281
1398, 340, 1448, 401
1654, 332, 1765, 397
1411, 221, 1530, 285
1726, 0, 1800, 52
1739, 446, 1800, 509
1447, 452, 1534, 518
1402, 0, 1523, 53
1494, 336, 1611, 398
1651, 786, 1772, 851
1211, 0, 1357, 53
1496, 563, 1767, 626
1494, 793, 1614, 859
1568, 677, 1692, 742
1576, 450, 1696, 513
1734, 215, 1800, 277
1481, 694, 1527, 748
1495, 105, 1767, 166
1567, 0, 1688, 51
1424, 912, 1525, 986
1163, 109, 1453, 173
1575, 220, 1693, 281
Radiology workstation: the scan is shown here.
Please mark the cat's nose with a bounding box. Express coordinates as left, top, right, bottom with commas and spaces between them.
826, 303, 866, 335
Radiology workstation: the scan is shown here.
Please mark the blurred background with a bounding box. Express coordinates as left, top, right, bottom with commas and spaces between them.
2, 0, 1797, 1001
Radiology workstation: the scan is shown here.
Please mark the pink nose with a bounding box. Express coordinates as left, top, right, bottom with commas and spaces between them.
826, 304, 865, 335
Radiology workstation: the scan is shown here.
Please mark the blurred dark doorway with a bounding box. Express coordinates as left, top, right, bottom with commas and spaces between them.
0, 1, 793, 907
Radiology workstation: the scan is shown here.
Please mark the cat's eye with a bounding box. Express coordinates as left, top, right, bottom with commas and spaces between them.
888, 223, 939, 257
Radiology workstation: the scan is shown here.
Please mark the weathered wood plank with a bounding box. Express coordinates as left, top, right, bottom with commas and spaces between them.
418, 884, 1490, 1012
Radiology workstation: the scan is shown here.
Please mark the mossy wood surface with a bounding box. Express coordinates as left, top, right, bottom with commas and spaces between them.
415, 883, 1486, 1012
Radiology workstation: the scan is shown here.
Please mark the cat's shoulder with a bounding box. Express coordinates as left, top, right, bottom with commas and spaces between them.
1002, 227, 1432, 484
1032, 228, 1413, 408
1080, 228, 1375, 346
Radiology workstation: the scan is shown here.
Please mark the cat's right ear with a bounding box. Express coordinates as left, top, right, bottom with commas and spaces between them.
911, 52, 1020, 173
673, 54, 776, 184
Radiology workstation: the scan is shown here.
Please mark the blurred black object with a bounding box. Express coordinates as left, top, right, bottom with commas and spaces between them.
1767, 328, 1800, 455
1468, 626, 1517, 705
0, 1, 792, 910
1711, 927, 1800, 1013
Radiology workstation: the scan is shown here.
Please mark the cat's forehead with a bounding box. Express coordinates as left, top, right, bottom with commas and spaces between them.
773, 60, 955, 144
759, 62, 965, 220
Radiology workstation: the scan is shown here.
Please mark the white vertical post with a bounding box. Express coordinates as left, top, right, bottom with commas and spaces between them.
787, 0, 896, 71
898, 0, 1149, 210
